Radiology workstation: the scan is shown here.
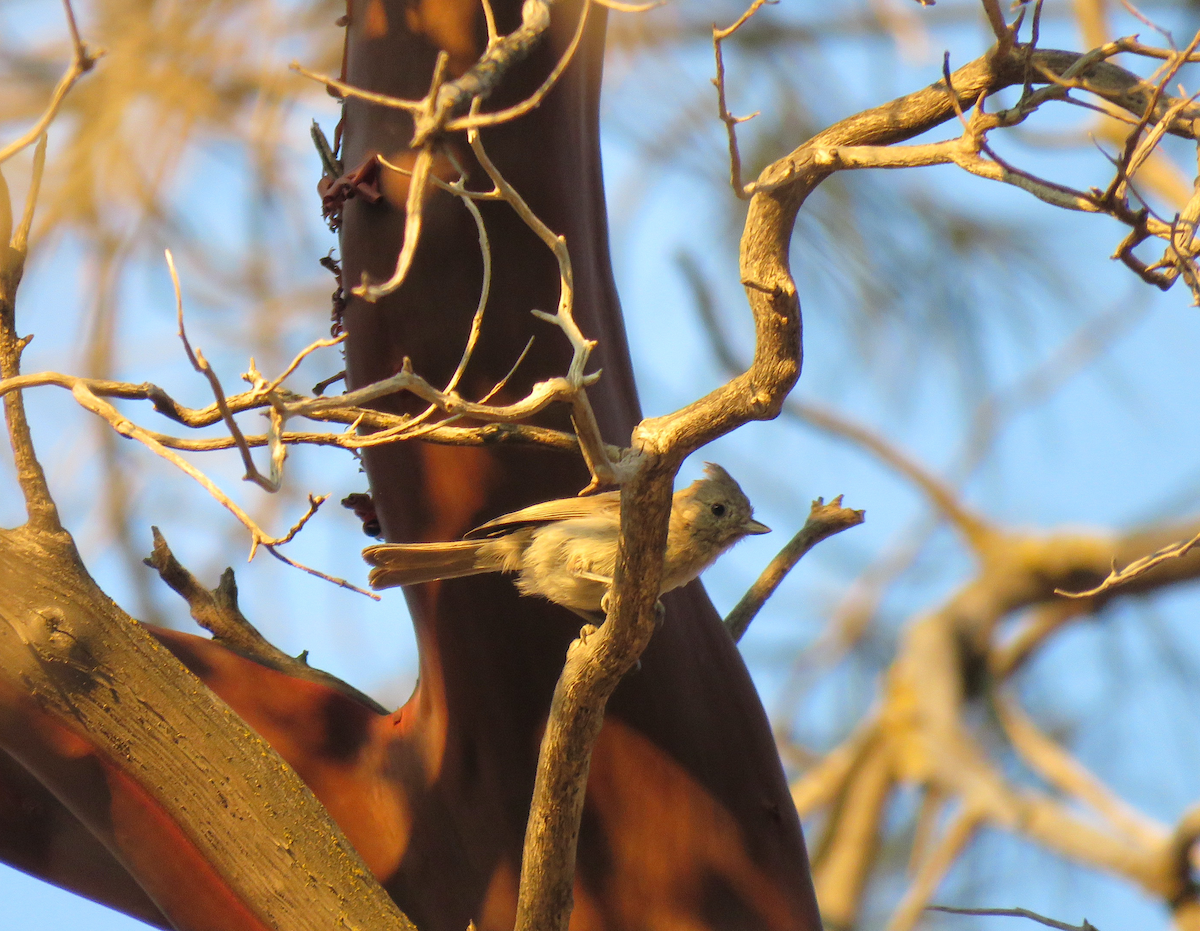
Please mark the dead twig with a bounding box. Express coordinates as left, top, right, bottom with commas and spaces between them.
168, 250, 282, 493
1056, 526, 1200, 597
725, 495, 864, 642
352, 55, 447, 303
145, 528, 387, 708
1, 134, 59, 532
66, 381, 370, 597
711, 0, 776, 199
466, 122, 623, 489
927, 906, 1099, 931
443, 0, 593, 135
0, 0, 100, 166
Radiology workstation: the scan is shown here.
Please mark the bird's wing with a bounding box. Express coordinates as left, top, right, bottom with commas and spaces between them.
465, 490, 622, 538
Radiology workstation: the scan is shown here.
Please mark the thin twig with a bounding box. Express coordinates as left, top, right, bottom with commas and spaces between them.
0, 367, 589, 454
12, 134, 46, 255
725, 496, 864, 642
478, 337, 536, 404
411, 0, 560, 147
593, 0, 661, 10
67, 381, 333, 567
1056, 526, 1200, 597
1103, 28, 1200, 205
168, 250, 280, 493
980, 0, 1012, 52
480, 0, 500, 45
289, 62, 423, 112
353, 53, 448, 302
0, 134, 58, 531
265, 333, 347, 395
146, 528, 386, 698
927, 906, 1099, 931
264, 541, 380, 600
418, 144, 496, 400
0, 1, 99, 165
467, 124, 620, 487
1120, 0, 1173, 46
714, 0, 776, 39
711, 0, 776, 199
444, 0, 593, 134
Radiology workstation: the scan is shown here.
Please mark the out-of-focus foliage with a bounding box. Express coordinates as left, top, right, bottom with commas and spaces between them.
0, 0, 347, 625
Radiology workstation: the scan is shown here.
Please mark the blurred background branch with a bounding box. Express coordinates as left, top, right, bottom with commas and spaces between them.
5, 0, 1200, 929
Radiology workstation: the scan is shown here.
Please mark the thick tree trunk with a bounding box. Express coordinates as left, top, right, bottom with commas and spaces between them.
336, 1, 822, 929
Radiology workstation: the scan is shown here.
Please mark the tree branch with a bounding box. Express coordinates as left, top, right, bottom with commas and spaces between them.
144, 529, 389, 714
725, 495, 864, 642
1, 135, 59, 533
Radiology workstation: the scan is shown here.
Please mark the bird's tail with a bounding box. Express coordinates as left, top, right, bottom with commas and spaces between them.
362, 540, 492, 590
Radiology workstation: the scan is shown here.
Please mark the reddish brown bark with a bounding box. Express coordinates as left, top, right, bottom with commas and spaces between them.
330, 1, 821, 929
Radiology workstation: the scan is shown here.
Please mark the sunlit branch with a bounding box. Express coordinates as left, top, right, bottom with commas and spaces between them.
725, 496, 864, 642
710, 0, 775, 199
168, 250, 283, 493
0, 1, 99, 166
1057, 526, 1200, 597
888, 808, 982, 931
444, 0, 593, 134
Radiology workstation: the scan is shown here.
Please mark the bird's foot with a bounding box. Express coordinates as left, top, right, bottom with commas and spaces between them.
572, 623, 599, 651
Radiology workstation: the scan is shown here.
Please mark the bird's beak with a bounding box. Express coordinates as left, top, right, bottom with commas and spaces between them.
746, 519, 771, 535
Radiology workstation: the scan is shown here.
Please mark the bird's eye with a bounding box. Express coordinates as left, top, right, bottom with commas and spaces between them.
710, 503, 726, 518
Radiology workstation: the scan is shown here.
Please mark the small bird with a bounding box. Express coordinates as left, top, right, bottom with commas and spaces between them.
362, 462, 769, 616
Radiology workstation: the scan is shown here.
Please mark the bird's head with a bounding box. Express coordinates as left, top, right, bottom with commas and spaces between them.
671, 463, 770, 556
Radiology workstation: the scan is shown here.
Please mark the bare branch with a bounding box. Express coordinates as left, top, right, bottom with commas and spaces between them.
928, 906, 1100, 931
0, 367, 594, 454
12, 134, 45, 256
168, 250, 282, 493
145, 528, 387, 709
67, 382, 325, 563
466, 124, 624, 488
289, 62, 423, 112
725, 495, 864, 642
443, 0, 593, 135
593, 0, 661, 10
980, 0, 1012, 52
514, 455, 704, 931
1057, 526, 1200, 597
411, 0, 560, 147
352, 56, 447, 303
0, 1, 99, 166
0, 137, 59, 532
711, 0, 776, 199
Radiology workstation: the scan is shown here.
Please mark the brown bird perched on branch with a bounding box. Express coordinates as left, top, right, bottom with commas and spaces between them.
362, 462, 769, 616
